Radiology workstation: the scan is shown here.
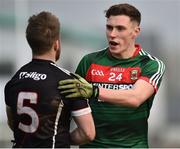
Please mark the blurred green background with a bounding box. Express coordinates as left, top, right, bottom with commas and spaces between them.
0, 0, 179, 147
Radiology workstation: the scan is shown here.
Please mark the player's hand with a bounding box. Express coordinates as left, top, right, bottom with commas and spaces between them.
58, 73, 99, 99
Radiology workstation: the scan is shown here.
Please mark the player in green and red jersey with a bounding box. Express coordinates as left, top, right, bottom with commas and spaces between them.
59, 3, 165, 148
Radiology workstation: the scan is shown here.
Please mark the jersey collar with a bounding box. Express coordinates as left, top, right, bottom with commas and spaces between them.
132, 44, 142, 58
107, 44, 142, 60
32, 58, 55, 64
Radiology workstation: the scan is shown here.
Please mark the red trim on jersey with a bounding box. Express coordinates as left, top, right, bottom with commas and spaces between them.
85, 64, 141, 84
132, 44, 141, 58
139, 76, 158, 92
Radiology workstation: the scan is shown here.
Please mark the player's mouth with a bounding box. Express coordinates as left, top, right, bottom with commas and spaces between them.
109, 41, 119, 47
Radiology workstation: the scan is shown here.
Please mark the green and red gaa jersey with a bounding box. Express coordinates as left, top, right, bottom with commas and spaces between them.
76, 44, 165, 148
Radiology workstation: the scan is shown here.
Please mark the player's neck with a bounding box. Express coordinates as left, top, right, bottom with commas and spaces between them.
33, 54, 56, 63
122, 45, 136, 59
111, 43, 136, 59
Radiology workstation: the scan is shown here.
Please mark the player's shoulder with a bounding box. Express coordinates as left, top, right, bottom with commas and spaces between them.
5, 63, 28, 85
49, 62, 73, 79
139, 49, 164, 64
4, 69, 21, 92
139, 49, 165, 72
4, 79, 11, 92
82, 47, 108, 60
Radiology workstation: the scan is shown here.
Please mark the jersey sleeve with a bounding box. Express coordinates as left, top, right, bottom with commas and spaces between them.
72, 55, 92, 116
139, 58, 165, 92
71, 99, 91, 117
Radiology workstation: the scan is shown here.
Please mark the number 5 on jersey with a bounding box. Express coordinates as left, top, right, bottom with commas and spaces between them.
17, 92, 39, 133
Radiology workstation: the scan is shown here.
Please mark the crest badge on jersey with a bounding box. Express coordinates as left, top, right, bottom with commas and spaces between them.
130, 70, 138, 80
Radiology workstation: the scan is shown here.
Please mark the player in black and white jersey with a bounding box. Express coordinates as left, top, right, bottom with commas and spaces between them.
4, 11, 95, 148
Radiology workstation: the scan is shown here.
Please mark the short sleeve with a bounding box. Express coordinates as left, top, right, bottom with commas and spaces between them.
71, 99, 91, 117
139, 59, 165, 92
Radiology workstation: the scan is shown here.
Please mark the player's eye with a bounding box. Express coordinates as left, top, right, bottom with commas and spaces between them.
116, 26, 126, 32
106, 25, 113, 31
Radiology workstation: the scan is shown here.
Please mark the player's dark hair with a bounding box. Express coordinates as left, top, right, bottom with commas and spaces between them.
26, 11, 60, 55
105, 3, 141, 25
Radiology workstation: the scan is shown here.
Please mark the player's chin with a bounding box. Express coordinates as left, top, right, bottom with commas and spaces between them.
108, 45, 120, 53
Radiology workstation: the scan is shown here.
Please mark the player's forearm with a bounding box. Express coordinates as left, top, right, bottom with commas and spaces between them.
70, 127, 94, 145
98, 80, 155, 107
99, 87, 141, 107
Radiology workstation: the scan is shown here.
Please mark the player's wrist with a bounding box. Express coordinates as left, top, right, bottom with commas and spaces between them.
91, 85, 99, 99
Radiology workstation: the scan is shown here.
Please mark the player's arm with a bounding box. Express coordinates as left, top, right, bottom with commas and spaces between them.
70, 112, 95, 145
6, 105, 14, 131
98, 79, 154, 107
58, 73, 154, 108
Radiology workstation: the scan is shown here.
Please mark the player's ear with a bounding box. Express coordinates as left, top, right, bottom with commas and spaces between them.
54, 39, 60, 51
132, 26, 140, 38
